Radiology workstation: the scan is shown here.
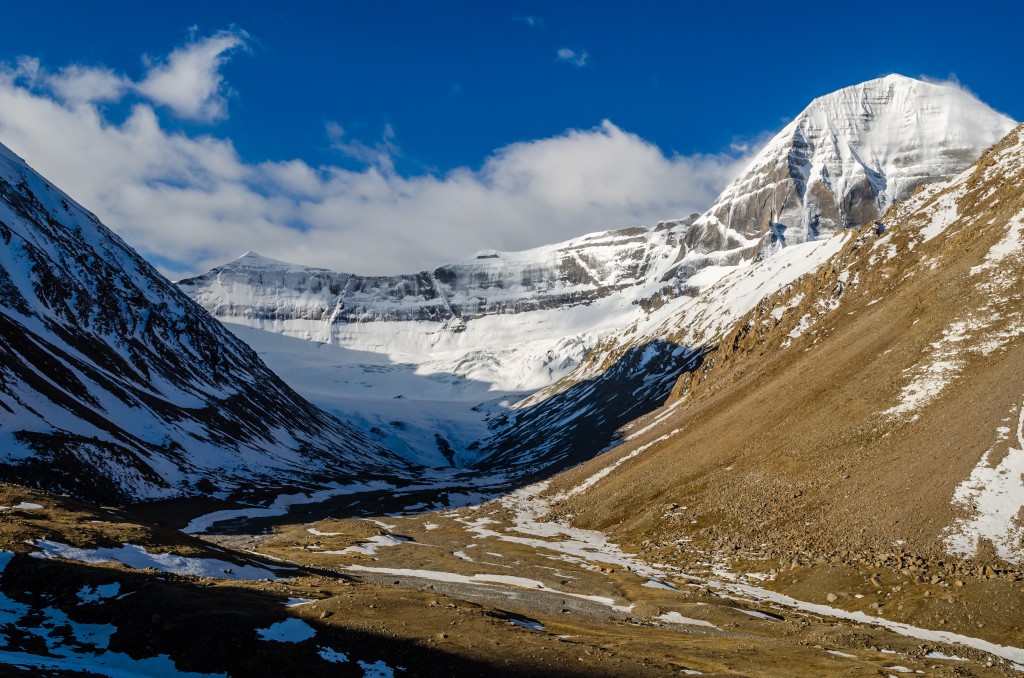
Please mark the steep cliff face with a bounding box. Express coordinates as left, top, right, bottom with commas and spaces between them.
178, 220, 697, 329
0, 142, 409, 504
676, 75, 1015, 276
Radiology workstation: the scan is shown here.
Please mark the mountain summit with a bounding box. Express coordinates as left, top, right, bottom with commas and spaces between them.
678, 74, 1016, 273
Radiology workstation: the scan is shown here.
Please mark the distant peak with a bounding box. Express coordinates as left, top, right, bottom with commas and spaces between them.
0, 140, 24, 165
232, 250, 296, 267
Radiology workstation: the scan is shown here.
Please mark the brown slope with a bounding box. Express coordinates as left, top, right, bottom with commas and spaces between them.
545, 124, 1024, 566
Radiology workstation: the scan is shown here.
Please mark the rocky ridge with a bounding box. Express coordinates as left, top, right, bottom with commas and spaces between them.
0, 142, 412, 504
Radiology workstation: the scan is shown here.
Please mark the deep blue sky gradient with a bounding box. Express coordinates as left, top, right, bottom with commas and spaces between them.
2, 1, 1021, 176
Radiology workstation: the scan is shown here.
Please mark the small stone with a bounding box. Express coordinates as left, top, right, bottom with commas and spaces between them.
826, 593, 839, 603
319, 610, 332, 619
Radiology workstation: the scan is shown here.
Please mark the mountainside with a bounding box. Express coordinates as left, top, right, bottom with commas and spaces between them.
178, 220, 702, 466
178, 218, 700, 393
179, 76, 1015, 470
180, 219, 697, 328
677, 74, 1015, 279
0, 142, 410, 504
546, 122, 1024, 569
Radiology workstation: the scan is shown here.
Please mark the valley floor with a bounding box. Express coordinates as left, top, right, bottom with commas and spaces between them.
1, 448, 1022, 677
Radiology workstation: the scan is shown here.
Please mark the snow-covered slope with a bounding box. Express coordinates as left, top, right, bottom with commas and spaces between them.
179, 220, 704, 465
0, 141, 410, 503
180, 75, 1014, 470
178, 219, 702, 392
552, 122, 1024, 568
679, 75, 1015, 275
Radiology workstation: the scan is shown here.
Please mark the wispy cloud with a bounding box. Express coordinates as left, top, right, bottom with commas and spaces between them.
136, 28, 249, 121
513, 15, 545, 29
326, 121, 401, 173
7, 58, 130, 105
0, 30, 761, 279
556, 48, 588, 67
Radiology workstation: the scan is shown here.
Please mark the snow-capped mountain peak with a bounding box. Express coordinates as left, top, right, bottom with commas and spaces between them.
677, 74, 1015, 278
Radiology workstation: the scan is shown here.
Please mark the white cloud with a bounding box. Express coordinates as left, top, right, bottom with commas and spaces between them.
326, 121, 401, 173
135, 29, 248, 121
0, 37, 758, 279
47, 65, 130, 104
556, 48, 588, 67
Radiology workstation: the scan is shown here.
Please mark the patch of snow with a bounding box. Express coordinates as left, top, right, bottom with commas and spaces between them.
318, 646, 349, 663
945, 401, 1024, 563
732, 607, 779, 621
256, 618, 316, 643
344, 565, 631, 612
363, 518, 397, 531
770, 293, 804, 322
924, 651, 968, 661
324, 534, 412, 557
970, 214, 1024, 275
642, 579, 677, 591
358, 659, 396, 677
183, 481, 398, 534
77, 583, 120, 604
31, 541, 280, 580
0, 551, 223, 677
658, 612, 717, 629
509, 618, 545, 631
307, 527, 344, 537
826, 650, 858, 658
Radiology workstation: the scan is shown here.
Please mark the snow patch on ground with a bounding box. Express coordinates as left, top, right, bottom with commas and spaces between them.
642, 579, 677, 591
256, 618, 316, 642
826, 649, 858, 658
324, 534, 412, 556
318, 646, 349, 663
658, 612, 717, 629
0, 551, 224, 677
358, 659, 397, 677
924, 651, 968, 661
77, 583, 120, 604
183, 480, 398, 534
945, 401, 1024, 563
969, 214, 1024, 276
344, 564, 631, 612
31, 541, 280, 580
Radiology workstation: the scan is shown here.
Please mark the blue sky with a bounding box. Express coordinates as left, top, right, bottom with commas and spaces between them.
0, 2, 1020, 276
